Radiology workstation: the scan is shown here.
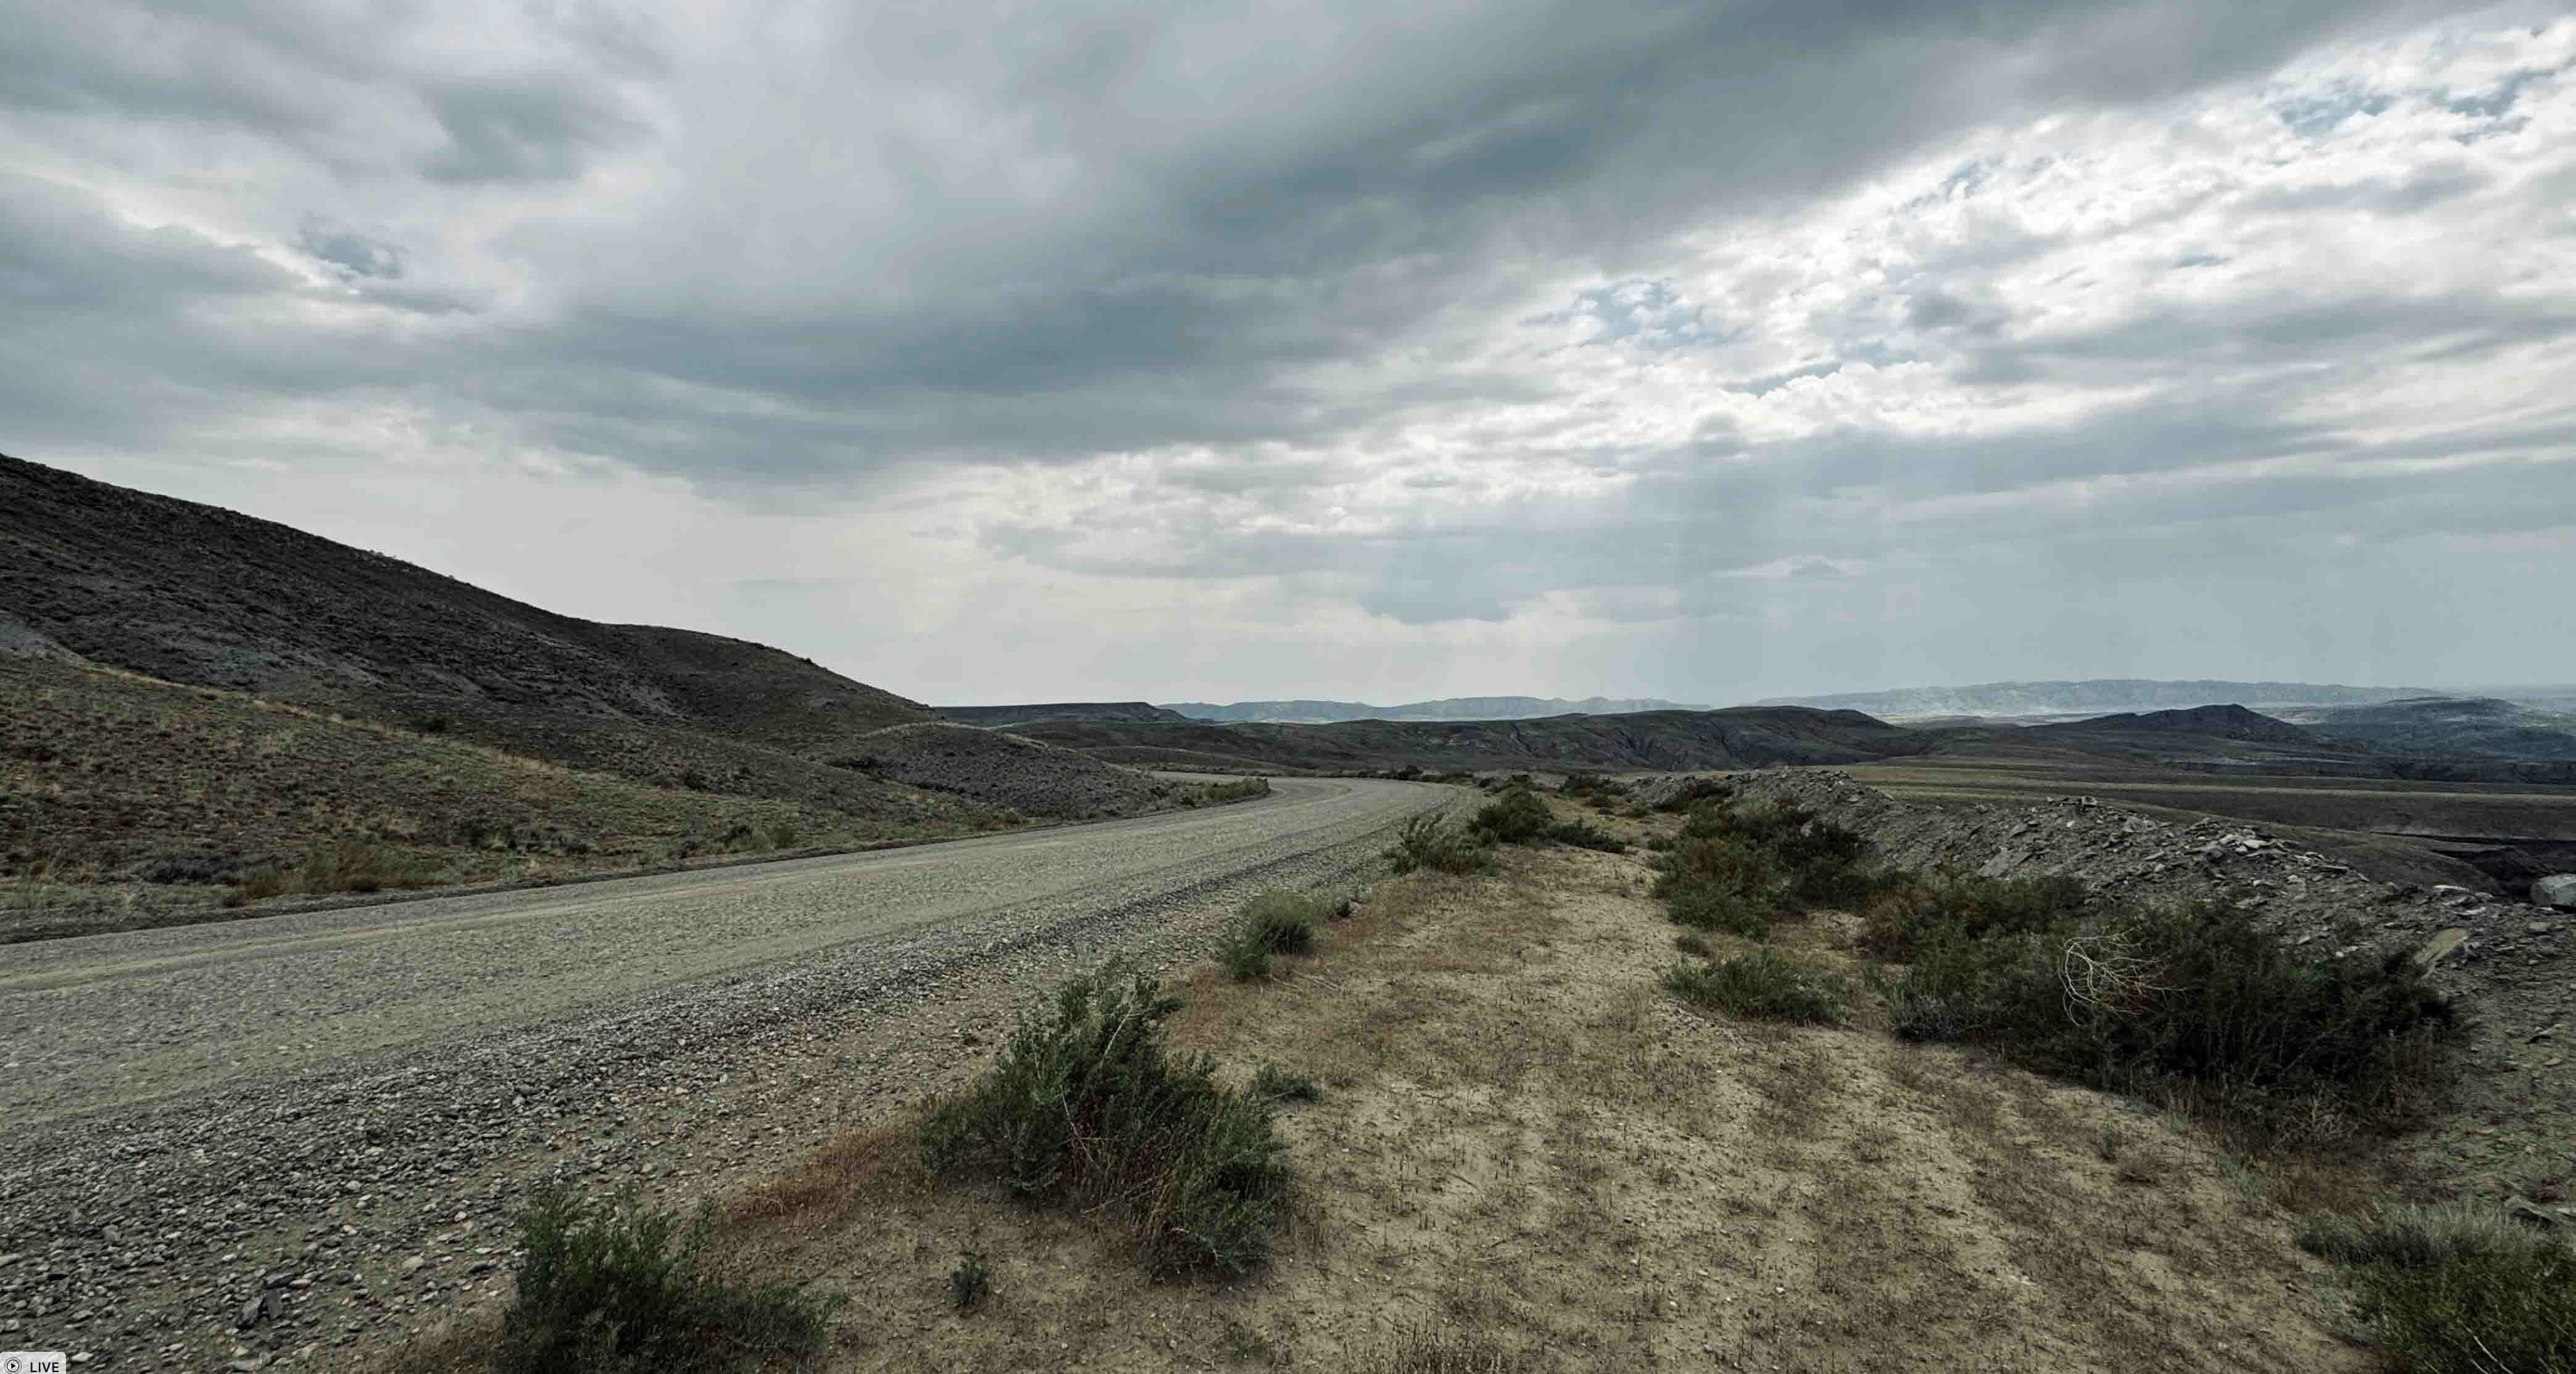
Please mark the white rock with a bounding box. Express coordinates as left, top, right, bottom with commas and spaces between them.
2535, 875, 2576, 910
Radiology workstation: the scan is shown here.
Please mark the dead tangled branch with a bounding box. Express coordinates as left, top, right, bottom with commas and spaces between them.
2059, 929, 2171, 1017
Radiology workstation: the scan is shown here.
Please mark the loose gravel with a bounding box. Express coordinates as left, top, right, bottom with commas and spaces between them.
0, 777, 1455, 1372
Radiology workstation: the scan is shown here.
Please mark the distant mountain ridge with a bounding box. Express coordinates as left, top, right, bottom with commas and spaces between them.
937, 702, 1189, 727
1758, 679, 2435, 720
1007, 707, 1927, 773
1164, 695, 1709, 724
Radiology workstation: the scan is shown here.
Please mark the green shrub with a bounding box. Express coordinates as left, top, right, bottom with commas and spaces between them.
227, 836, 440, 904
498, 1184, 834, 1373
1873, 896, 2454, 1134
947, 1252, 991, 1314
1652, 778, 1734, 812
1471, 785, 1553, 844
1237, 890, 1321, 954
1652, 799, 1882, 939
1545, 818, 1627, 853
1198, 777, 1274, 804
1219, 890, 1325, 981
1385, 814, 1489, 875
1859, 873, 2092, 960
1666, 950, 1845, 1024
1673, 932, 1713, 957
918, 966, 1292, 1276
2301, 1204, 2576, 1372
1665, 881, 1773, 938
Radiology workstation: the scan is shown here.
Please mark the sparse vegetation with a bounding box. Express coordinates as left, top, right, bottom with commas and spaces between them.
1469, 784, 1553, 843
1384, 813, 1490, 875
1218, 889, 1327, 981
1194, 776, 1274, 804
1869, 885, 2455, 1138
2300, 1204, 2576, 1373
1652, 777, 1734, 812
917, 965, 1292, 1276
947, 1252, 991, 1314
1249, 1064, 1321, 1102
1651, 797, 1880, 938
1373, 1328, 1523, 1373
1543, 816, 1627, 852
1666, 949, 1847, 1024
1858, 872, 2092, 960
225, 835, 442, 906
497, 1183, 834, 1373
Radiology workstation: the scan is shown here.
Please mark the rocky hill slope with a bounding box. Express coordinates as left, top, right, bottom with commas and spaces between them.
936, 702, 1189, 727
0, 453, 933, 760
0, 454, 1208, 922
1679, 768, 2574, 1202
831, 723, 1210, 820
1012, 706, 1934, 773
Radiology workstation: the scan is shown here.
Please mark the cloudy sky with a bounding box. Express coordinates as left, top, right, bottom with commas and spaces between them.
5, 0, 2573, 706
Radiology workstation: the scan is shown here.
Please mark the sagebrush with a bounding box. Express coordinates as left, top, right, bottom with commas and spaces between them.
1385, 814, 1488, 875
918, 965, 1292, 1275
2300, 1204, 2576, 1373
1871, 886, 2454, 1138
498, 1184, 834, 1373
1666, 949, 1846, 1024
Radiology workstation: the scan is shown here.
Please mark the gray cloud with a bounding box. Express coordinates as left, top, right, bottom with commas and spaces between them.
297, 219, 404, 278
4, 0, 2574, 699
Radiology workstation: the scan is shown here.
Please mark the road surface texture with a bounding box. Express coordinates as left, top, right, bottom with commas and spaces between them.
0, 776, 1451, 1370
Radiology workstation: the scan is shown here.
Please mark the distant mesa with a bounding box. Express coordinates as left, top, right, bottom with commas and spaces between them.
1163, 695, 1710, 724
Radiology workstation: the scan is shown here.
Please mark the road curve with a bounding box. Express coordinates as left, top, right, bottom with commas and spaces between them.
1, 775, 1448, 1125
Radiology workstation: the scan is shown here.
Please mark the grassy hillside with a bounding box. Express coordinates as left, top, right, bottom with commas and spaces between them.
1010, 706, 1935, 772
0, 654, 1005, 939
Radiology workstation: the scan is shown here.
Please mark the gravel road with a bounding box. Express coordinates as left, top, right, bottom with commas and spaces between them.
0, 776, 1451, 1370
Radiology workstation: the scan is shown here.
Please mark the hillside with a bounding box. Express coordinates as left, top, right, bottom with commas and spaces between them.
0, 653, 1002, 939
2029, 703, 2318, 744
1165, 694, 1708, 723
1009, 706, 1933, 773
0, 454, 934, 762
934, 702, 1187, 727
0, 454, 1219, 926
2285, 696, 2576, 761
1757, 678, 2435, 720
